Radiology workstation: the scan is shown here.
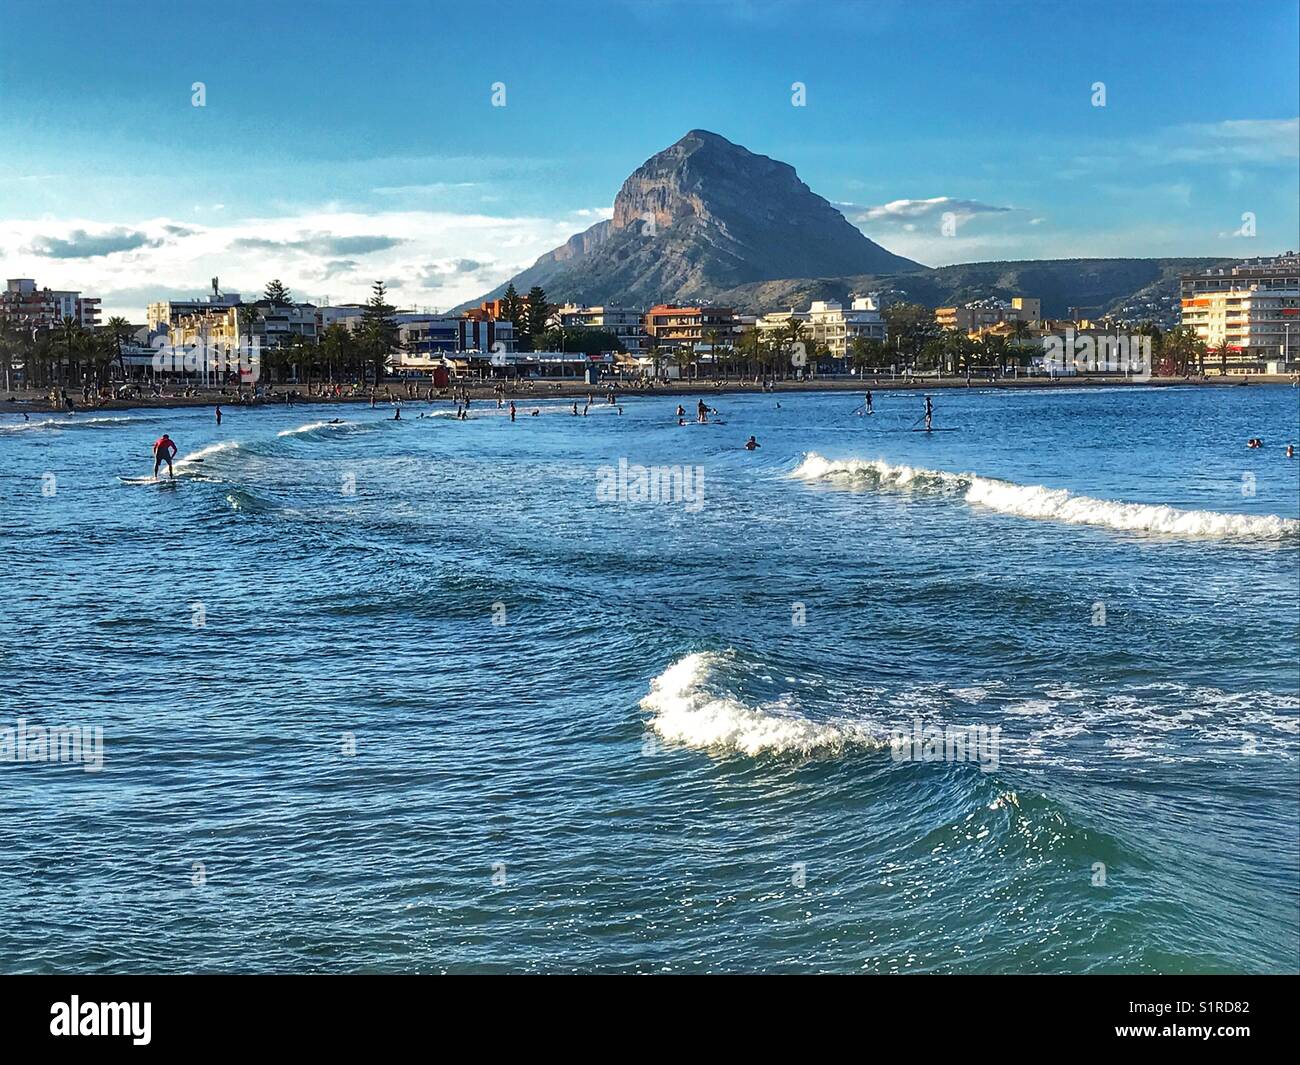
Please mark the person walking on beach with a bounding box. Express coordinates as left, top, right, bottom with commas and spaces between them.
152, 433, 177, 479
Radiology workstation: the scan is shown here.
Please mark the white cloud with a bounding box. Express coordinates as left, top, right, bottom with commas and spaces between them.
0, 209, 593, 320
848, 196, 1015, 224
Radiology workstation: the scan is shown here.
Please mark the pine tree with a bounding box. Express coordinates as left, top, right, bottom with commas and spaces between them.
359, 281, 399, 384
524, 286, 552, 348
264, 279, 292, 306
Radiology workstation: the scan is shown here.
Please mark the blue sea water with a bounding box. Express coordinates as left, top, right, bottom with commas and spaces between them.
1, 383, 1297, 974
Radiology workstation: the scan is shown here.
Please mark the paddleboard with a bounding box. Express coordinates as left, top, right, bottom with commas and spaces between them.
118, 476, 178, 485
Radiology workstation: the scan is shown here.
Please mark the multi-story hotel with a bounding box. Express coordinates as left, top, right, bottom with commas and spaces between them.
1180, 254, 1300, 372
644, 304, 737, 350
2, 278, 101, 331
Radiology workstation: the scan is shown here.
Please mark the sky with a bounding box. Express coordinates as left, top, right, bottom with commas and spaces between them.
1, 0, 1297, 321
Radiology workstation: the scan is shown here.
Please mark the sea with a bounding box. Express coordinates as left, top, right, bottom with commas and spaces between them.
1, 382, 1297, 973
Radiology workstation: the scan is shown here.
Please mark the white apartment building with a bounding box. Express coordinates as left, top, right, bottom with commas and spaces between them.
1181, 285, 1300, 372
757, 295, 886, 356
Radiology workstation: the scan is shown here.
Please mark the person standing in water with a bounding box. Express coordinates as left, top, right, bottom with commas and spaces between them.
152, 433, 177, 478
215, 405, 223, 426
924, 395, 933, 432
509, 401, 517, 423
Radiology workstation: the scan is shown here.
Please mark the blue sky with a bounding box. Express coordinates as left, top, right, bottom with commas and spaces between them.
1, 0, 1297, 319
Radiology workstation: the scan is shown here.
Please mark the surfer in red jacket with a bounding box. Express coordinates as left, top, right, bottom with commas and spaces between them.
152, 434, 177, 478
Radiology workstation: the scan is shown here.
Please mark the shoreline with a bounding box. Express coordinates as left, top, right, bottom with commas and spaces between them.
4, 374, 1293, 417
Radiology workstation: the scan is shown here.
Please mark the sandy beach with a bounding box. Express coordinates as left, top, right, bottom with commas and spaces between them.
4, 373, 1285, 416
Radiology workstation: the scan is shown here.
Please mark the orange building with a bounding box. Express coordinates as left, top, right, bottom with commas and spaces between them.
644, 304, 736, 348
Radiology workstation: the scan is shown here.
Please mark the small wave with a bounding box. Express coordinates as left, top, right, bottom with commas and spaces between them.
791, 453, 1299, 541
224, 488, 274, 514
963, 476, 1299, 539
174, 440, 241, 469
1, 414, 152, 433
276, 419, 358, 438
641, 652, 883, 757
790, 453, 966, 494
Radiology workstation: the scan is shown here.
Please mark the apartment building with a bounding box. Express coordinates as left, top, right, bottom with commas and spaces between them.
644, 304, 737, 349
2, 278, 101, 331
1179, 253, 1300, 371
551, 304, 648, 354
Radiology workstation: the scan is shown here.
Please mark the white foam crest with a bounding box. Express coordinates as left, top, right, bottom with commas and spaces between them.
174, 440, 240, 468
276, 419, 353, 437
641, 652, 881, 756
792, 453, 1299, 541
789, 452, 967, 492
964, 476, 1299, 539
1, 414, 148, 432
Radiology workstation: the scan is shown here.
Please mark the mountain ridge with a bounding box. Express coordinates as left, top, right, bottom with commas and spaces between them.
456, 129, 922, 311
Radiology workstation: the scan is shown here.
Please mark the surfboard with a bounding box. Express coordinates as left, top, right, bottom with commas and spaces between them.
118, 476, 178, 485
911, 428, 960, 432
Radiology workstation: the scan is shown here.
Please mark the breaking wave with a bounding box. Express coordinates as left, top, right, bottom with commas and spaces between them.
276, 419, 360, 438
174, 440, 242, 470
1, 414, 154, 433
791, 453, 1300, 541
640, 651, 884, 757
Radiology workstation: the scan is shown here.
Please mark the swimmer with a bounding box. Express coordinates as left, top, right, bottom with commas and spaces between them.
744, 436, 760, 450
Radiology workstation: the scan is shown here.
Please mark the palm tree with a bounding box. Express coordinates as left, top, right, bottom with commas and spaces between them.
704, 328, 722, 380
55, 316, 84, 386
102, 316, 132, 380
675, 342, 696, 381
782, 317, 806, 378
645, 334, 662, 381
